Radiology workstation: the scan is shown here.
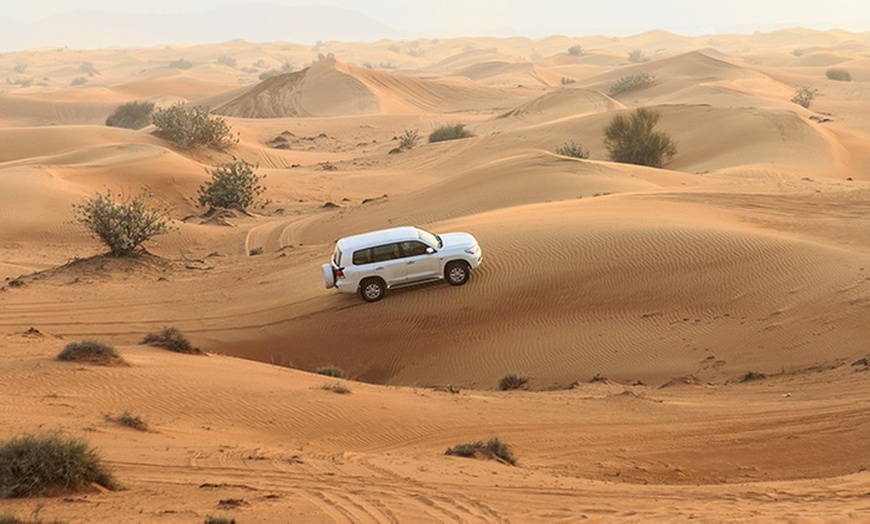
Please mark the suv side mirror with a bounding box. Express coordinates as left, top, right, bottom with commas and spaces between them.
426, 247, 436, 254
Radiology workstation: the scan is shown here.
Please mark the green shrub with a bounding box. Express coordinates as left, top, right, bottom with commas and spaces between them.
628, 49, 648, 63
198, 160, 266, 212
217, 55, 237, 68
568, 45, 584, 56
169, 59, 193, 70
106, 100, 155, 130
604, 107, 676, 168
57, 340, 125, 366
105, 411, 149, 432
498, 373, 529, 391
141, 327, 202, 354
152, 103, 238, 151
73, 188, 173, 256
791, 87, 818, 109
560, 77, 576, 85
316, 366, 347, 379
398, 129, 420, 149
445, 437, 516, 465
826, 68, 852, 82
554, 140, 589, 159
0, 432, 118, 498
608, 72, 656, 97
428, 124, 474, 143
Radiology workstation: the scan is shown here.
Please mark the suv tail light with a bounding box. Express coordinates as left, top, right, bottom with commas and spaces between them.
334, 267, 345, 279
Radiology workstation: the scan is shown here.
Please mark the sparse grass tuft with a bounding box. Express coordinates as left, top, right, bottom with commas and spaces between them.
320, 382, 351, 394
428, 124, 474, 143
316, 365, 347, 379
0, 432, 118, 498
498, 373, 529, 391
554, 140, 589, 159
57, 340, 125, 366
445, 437, 516, 466
104, 411, 149, 432
826, 68, 852, 82
141, 327, 203, 354
608, 72, 656, 97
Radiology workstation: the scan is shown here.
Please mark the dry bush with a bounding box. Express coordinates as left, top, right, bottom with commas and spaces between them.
57, 340, 126, 366
73, 188, 173, 257
604, 107, 676, 168
0, 432, 118, 498
169, 58, 193, 70
826, 68, 852, 82
791, 87, 818, 109
198, 160, 266, 212
398, 129, 420, 149
141, 327, 203, 354
554, 140, 589, 159
105, 412, 149, 432
320, 382, 351, 394
628, 49, 648, 63
315, 366, 347, 379
608, 72, 656, 97
498, 373, 529, 391
568, 44, 584, 56
445, 437, 516, 466
106, 101, 155, 130
428, 124, 474, 143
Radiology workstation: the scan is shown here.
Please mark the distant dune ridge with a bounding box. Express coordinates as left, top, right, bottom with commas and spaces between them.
1, 28, 870, 521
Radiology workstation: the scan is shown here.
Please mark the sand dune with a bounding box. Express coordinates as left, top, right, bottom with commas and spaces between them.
1, 29, 870, 521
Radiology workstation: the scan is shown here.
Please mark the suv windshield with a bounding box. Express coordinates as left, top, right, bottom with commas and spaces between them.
416, 228, 441, 249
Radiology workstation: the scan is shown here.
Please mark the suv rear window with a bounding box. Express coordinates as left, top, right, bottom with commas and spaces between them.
353, 248, 372, 265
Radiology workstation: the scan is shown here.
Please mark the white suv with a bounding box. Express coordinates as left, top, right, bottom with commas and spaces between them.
322, 226, 482, 302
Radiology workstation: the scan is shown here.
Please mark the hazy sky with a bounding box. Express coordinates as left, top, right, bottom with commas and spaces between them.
2, 0, 868, 50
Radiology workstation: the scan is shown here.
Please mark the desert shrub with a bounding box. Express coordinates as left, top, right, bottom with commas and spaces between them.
498, 373, 529, 391
0, 432, 118, 498
169, 59, 193, 70
826, 68, 852, 82
791, 48, 805, 57
628, 49, 648, 63
204, 516, 236, 524
428, 124, 474, 143
73, 188, 173, 256
608, 72, 656, 96
70, 77, 88, 87
79, 62, 99, 76
152, 103, 238, 151
320, 382, 351, 394
398, 129, 420, 149
316, 366, 347, 379
445, 437, 516, 466
740, 371, 767, 382
57, 340, 125, 366
105, 411, 149, 431
217, 55, 237, 68
554, 140, 589, 159
604, 107, 677, 168
141, 327, 202, 354
105, 100, 155, 130
561, 77, 576, 85
198, 160, 266, 212
791, 87, 818, 109
568, 44, 584, 56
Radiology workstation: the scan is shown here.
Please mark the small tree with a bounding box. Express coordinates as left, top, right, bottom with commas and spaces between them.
826, 68, 852, 82
604, 107, 676, 168
554, 140, 589, 159
198, 159, 266, 212
568, 44, 584, 56
791, 87, 818, 109
152, 104, 238, 151
106, 100, 155, 130
73, 188, 173, 256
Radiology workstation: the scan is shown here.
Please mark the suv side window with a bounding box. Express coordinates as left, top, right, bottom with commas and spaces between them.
352, 248, 372, 265
370, 243, 402, 263
399, 241, 430, 257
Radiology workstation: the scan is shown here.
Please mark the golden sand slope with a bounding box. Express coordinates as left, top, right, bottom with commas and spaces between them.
1, 30, 870, 521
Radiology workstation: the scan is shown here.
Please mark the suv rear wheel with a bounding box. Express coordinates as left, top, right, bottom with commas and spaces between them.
445, 261, 470, 286
360, 278, 386, 302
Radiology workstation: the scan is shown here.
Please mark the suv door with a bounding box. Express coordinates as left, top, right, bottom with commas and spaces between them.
400, 241, 441, 282
368, 243, 406, 286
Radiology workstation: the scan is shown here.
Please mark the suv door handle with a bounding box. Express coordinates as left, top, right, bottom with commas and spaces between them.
407, 261, 415, 265
375, 266, 384, 270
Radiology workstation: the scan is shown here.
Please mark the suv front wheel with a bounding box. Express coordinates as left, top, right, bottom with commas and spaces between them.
359, 278, 386, 302
445, 261, 470, 286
